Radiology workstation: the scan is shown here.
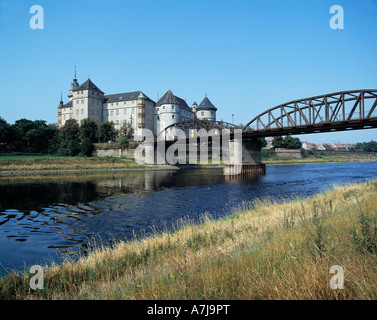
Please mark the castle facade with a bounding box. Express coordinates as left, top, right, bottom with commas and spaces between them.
58, 73, 218, 137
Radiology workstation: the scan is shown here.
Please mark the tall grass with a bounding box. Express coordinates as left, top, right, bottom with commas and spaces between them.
1, 180, 377, 300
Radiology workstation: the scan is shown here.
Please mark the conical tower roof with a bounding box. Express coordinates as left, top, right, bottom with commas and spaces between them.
197, 97, 217, 111
156, 90, 180, 106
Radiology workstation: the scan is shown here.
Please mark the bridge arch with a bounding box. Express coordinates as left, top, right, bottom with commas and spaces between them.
242, 89, 377, 137
159, 119, 240, 140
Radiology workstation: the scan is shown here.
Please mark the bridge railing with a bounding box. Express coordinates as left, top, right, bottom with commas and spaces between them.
243, 90, 377, 133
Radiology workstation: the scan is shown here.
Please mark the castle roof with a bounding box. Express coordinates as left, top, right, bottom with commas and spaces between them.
73, 78, 104, 94
156, 90, 191, 111
104, 91, 154, 103
197, 97, 217, 111
59, 100, 72, 108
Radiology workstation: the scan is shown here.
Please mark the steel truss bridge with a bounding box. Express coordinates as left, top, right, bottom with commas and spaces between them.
161, 89, 377, 139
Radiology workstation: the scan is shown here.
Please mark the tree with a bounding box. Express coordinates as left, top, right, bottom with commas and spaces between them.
98, 121, 117, 143
0, 117, 10, 144
80, 118, 98, 143
80, 138, 95, 157
11, 118, 35, 147
283, 136, 302, 149
272, 136, 285, 148
57, 119, 81, 156
272, 136, 302, 149
118, 121, 134, 140
257, 137, 267, 148
354, 140, 377, 152
8, 119, 58, 153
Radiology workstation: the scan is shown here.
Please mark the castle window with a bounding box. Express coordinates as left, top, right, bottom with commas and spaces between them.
163, 106, 165, 109
157, 116, 160, 120
76, 110, 79, 115
172, 115, 175, 119
201, 112, 204, 116
111, 111, 113, 116
116, 110, 119, 115
81, 109, 84, 115
124, 109, 127, 115
157, 108, 159, 112
172, 106, 174, 110
81, 100, 84, 104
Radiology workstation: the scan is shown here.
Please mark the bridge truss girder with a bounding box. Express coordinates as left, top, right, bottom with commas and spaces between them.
242, 89, 377, 137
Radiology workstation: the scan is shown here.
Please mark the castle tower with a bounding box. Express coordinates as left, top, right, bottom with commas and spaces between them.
196, 95, 217, 121
137, 92, 146, 135
192, 102, 198, 113
155, 90, 180, 136
58, 92, 63, 127
68, 66, 80, 101
71, 77, 104, 125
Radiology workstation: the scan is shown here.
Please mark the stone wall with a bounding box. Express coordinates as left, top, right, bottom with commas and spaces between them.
92, 148, 135, 158
266, 148, 302, 159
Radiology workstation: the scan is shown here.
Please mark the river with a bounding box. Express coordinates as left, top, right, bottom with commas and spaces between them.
1, 161, 377, 273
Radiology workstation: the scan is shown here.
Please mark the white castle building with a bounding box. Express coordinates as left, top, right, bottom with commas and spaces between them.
58, 72, 218, 137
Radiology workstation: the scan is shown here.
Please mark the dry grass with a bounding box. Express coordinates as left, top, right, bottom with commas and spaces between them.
0, 155, 143, 172
1, 180, 377, 300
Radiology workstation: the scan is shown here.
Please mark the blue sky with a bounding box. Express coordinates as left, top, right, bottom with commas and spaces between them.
0, 0, 376, 143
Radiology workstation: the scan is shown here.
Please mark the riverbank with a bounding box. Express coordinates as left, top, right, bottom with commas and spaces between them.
0, 154, 182, 176
1, 153, 376, 176
1, 178, 377, 300
263, 153, 377, 165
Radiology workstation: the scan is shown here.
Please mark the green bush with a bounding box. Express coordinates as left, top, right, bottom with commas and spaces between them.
80, 138, 95, 157
128, 141, 139, 149
117, 137, 129, 149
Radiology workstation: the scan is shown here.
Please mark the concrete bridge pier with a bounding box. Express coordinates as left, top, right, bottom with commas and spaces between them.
224, 138, 266, 176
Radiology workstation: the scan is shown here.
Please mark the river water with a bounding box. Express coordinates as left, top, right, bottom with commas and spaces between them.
1, 161, 377, 273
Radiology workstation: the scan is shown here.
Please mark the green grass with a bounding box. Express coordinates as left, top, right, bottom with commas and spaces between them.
263, 152, 377, 165
0, 154, 144, 172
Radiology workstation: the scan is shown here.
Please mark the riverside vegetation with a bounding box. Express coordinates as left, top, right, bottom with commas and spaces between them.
1, 152, 376, 173
0, 154, 143, 173
1, 179, 377, 299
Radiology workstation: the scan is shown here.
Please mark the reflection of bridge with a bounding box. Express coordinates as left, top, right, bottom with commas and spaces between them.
159, 89, 377, 175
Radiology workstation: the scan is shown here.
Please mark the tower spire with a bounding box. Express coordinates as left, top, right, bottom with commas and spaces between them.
59, 91, 63, 107
74, 65, 77, 81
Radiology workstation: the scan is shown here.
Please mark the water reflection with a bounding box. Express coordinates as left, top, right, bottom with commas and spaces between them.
1, 162, 377, 272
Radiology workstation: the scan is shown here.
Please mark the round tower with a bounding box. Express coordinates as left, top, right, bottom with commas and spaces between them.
137, 92, 146, 129
196, 96, 217, 121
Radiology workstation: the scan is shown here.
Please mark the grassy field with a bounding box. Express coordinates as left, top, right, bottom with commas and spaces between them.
0, 154, 144, 172
263, 153, 377, 165
1, 179, 377, 300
